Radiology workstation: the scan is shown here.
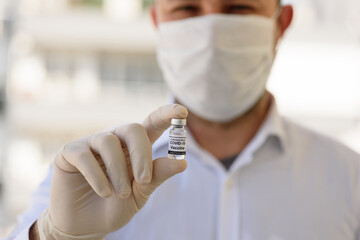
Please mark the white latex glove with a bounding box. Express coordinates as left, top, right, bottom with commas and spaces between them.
37, 104, 188, 240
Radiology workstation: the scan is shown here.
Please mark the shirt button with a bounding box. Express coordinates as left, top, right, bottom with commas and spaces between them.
225, 180, 232, 188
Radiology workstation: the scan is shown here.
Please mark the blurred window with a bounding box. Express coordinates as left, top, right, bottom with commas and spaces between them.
99, 54, 163, 85
45, 52, 75, 80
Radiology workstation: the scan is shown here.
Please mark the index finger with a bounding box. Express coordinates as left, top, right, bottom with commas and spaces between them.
142, 104, 188, 144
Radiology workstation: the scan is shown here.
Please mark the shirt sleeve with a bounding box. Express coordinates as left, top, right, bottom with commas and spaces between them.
4, 164, 53, 240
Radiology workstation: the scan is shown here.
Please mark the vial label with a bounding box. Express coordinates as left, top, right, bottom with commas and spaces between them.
168, 135, 187, 156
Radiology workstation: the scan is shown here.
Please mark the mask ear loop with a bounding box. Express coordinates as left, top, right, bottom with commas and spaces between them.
273, 5, 283, 20
273, 5, 284, 53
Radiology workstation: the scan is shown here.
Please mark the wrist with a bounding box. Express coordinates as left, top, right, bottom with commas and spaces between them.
29, 221, 40, 240
37, 209, 105, 240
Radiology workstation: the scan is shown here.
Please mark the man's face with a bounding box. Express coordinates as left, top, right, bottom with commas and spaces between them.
151, 0, 293, 122
155, 0, 278, 23
151, 0, 293, 43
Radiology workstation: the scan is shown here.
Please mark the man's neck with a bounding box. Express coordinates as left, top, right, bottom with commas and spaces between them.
185, 92, 273, 160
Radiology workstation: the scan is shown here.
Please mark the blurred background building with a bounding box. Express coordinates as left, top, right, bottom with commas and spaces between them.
0, 0, 359, 237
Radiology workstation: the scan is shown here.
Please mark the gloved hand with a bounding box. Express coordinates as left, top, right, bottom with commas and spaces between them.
37, 104, 188, 240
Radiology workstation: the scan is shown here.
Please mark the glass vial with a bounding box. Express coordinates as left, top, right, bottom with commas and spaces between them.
168, 119, 187, 160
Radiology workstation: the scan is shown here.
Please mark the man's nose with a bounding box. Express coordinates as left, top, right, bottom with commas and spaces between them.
202, 4, 225, 15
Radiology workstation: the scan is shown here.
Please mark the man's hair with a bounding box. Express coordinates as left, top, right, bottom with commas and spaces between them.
153, 0, 282, 6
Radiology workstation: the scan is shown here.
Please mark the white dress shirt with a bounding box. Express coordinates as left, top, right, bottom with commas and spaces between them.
6, 103, 360, 240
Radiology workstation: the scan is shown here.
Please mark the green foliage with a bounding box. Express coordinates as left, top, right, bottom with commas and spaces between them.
71, 0, 103, 8
142, 0, 154, 10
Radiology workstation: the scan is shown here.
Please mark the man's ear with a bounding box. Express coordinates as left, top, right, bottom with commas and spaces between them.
277, 5, 294, 38
150, 5, 159, 29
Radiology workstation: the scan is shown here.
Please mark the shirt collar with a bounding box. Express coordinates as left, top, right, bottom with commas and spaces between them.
255, 96, 287, 153
153, 95, 287, 161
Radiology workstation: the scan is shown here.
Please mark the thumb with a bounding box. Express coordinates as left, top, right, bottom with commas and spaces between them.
143, 104, 188, 145
132, 158, 187, 209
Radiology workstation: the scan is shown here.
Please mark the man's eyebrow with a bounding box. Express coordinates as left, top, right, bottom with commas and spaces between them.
162, 0, 262, 4
225, 0, 260, 3
164, 0, 200, 2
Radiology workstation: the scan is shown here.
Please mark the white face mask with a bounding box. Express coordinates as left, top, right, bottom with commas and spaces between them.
157, 14, 276, 123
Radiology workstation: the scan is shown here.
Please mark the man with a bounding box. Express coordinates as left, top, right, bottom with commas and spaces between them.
7, 0, 360, 239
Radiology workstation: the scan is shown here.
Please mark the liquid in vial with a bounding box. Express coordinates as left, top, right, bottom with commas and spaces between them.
168, 119, 187, 160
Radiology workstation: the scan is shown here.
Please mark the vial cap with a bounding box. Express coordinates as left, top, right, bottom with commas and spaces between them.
171, 118, 187, 126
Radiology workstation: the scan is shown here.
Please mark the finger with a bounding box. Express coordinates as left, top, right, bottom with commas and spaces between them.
132, 157, 187, 210
142, 104, 188, 144
114, 123, 153, 185
89, 132, 132, 199
59, 142, 113, 198
55, 137, 89, 173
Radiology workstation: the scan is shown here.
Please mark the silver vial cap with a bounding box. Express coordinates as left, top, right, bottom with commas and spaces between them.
171, 118, 187, 126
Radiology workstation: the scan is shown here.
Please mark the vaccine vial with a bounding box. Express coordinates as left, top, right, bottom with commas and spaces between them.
168, 119, 187, 160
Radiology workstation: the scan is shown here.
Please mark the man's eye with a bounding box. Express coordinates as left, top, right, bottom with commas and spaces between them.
228, 5, 254, 13
176, 6, 199, 12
